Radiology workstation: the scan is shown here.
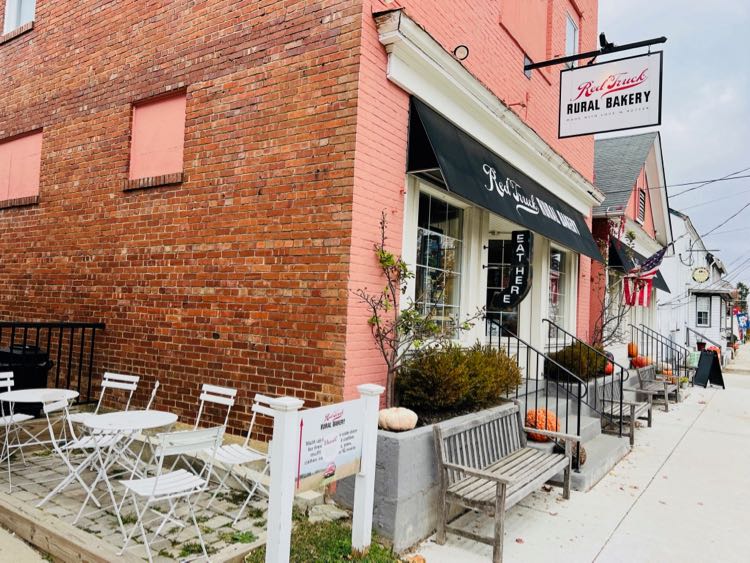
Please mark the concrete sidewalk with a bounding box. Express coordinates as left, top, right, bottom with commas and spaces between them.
0, 526, 45, 562
415, 353, 750, 562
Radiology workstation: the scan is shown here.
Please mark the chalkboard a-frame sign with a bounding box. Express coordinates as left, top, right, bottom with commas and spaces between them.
490, 230, 533, 311
693, 350, 725, 389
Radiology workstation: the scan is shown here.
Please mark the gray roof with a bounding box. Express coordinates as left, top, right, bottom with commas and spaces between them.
593, 132, 657, 216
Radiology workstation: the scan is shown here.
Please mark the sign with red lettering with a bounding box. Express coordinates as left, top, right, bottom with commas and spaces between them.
558, 52, 662, 138
295, 400, 364, 492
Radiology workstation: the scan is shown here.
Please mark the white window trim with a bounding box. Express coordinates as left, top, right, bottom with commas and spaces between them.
564, 14, 579, 69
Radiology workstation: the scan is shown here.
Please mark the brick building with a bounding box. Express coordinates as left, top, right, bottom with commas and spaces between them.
0, 0, 604, 432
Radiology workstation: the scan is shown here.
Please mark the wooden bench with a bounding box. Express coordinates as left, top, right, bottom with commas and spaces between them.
433, 402, 578, 563
636, 365, 677, 412
597, 379, 652, 445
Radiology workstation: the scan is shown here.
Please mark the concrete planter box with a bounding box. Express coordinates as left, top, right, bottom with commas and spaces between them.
334, 402, 515, 552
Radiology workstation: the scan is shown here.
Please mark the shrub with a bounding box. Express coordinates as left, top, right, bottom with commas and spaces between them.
545, 342, 606, 381
397, 343, 522, 415
397, 343, 472, 413
463, 344, 522, 408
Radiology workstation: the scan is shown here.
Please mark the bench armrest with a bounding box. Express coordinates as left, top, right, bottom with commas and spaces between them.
442, 461, 513, 485
523, 427, 581, 442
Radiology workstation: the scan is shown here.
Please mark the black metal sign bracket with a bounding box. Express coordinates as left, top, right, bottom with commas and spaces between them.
523, 33, 667, 72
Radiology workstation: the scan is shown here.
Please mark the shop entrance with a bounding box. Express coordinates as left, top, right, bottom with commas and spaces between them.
486, 237, 520, 338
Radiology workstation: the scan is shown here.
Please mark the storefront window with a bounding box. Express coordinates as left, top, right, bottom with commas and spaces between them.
486, 239, 519, 335
415, 192, 463, 329
548, 249, 567, 331
696, 296, 710, 327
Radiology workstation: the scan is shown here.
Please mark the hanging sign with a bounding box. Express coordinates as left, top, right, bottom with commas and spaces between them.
692, 267, 710, 283
490, 231, 533, 310
559, 52, 663, 138
295, 399, 364, 492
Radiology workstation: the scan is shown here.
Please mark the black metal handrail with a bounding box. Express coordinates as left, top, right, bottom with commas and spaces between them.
543, 319, 625, 438
487, 318, 588, 470
639, 324, 691, 358
0, 321, 105, 404
685, 327, 723, 350
629, 324, 686, 397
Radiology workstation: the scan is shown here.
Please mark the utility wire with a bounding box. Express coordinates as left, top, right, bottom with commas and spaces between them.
599, 172, 750, 197
670, 166, 750, 198
700, 200, 750, 238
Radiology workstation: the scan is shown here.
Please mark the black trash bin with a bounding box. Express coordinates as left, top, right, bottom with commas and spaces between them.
0, 344, 54, 417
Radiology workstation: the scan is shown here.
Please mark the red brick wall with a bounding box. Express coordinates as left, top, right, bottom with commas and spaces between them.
0, 0, 362, 435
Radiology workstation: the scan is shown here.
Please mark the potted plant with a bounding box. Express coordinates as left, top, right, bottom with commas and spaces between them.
679, 376, 689, 389
545, 342, 607, 382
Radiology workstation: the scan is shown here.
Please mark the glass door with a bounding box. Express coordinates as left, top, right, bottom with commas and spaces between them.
486, 238, 519, 337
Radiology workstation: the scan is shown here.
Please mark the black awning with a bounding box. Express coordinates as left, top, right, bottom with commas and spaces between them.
608, 240, 670, 293
407, 98, 604, 262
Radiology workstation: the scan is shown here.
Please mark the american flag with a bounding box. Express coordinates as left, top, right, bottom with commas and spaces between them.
624, 246, 668, 307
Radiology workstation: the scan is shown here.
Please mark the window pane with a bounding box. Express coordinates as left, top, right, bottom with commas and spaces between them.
414, 192, 463, 329
417, 192, 430, 229
19, 0, 35, 25
548, 249, 568, 332
429, 197, 448, 234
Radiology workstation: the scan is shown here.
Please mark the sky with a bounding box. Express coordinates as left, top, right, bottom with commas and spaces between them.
598, 0, 750, 285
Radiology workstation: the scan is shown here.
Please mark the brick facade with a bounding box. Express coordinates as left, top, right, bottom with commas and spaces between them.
0, 0, 363, 434
1, 1, 600, 433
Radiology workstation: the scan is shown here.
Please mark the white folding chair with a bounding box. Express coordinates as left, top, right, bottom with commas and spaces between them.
145, 380, 160, 410
36, 399, 124, 512
118, 426, 224, 562
68, 372, 140, 427
204, 394, 272, 524
194, 384, 237, 430
0, 372, 34, 491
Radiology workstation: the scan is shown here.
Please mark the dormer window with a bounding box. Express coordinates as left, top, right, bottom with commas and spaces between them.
637, 189, 646, 222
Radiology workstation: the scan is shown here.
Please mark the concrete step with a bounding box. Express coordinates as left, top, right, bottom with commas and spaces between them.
549, 433, 630, 492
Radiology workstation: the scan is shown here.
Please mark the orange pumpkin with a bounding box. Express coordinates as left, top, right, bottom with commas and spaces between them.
525, 409, 559, 442
627, 342, 638, 358
631, 355, 652, 369
604, 362, 614, 375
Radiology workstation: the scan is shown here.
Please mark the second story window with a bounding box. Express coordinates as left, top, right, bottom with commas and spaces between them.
0, 130, 43, 205
565, 15, 579, 68
129, 93, 187, 181
638, 189, 646, 222
696, 296, 711, 327
3, 0, 35, 34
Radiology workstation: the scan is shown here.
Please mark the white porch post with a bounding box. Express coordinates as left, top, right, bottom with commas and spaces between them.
265, 396, 304, 563
351, 383, 385, 552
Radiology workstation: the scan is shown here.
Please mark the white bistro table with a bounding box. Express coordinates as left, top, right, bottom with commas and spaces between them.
77, 410, 178, 533
0, 388, 79, 448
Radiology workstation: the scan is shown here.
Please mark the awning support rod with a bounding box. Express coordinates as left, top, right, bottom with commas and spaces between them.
523, 33, 667, 72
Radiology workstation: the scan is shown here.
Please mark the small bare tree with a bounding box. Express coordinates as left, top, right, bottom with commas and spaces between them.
590, 223, 637, 348
353, 212, 481, 407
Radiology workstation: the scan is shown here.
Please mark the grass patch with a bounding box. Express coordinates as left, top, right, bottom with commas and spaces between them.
246, 506, 264, 519
120, 513, 137, 525
220, 530, 257, 544
32, 449, 53, 457
244, 520, 402, 563
254, 519, 266, 528
178, 542, 216, 558
195, 514, 211, 524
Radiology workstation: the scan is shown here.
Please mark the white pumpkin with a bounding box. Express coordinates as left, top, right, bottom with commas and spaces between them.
378, 407, 418, 431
